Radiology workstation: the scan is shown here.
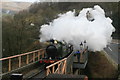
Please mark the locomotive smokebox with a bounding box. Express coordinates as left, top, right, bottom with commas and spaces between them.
46, 45, 57, 59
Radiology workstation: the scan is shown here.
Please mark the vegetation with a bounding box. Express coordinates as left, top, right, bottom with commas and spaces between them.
2, 2, 119, 57
86, 51, 118, 79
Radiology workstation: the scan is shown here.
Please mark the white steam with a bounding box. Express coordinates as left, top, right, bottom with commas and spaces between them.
39, 5, 115, 51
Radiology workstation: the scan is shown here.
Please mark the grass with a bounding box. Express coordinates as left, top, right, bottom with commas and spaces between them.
85, 51, 118, 79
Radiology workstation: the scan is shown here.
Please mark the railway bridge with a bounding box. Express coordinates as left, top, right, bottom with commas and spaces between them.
0, 48, 88, 80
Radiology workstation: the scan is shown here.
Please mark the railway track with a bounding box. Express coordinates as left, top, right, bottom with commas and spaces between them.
27, 64, 46, 80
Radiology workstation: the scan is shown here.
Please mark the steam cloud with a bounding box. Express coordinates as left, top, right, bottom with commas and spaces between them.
39, 5, 115, 51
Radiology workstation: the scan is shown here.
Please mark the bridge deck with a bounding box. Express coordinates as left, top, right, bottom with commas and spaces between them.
73, 51, 88, 69
29, 52, 88, 79
73, 52, 88, 63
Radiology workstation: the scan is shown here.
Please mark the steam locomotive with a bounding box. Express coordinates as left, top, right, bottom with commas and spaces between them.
39, 39, 73, 65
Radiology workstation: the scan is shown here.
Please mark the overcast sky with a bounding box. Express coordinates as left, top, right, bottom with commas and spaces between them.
2, 0, 119, 2
2, 0, 40, 2
11, 0, 39, 2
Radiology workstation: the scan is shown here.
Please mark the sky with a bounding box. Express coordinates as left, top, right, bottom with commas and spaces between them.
11, 0, 39, 2
2, 0, 40, 2
2, 0, 119, 2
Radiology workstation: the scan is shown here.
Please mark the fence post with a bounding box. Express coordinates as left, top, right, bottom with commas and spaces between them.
46, 68, 49, 76
19, 56, 21, 67
64, 59, 67, 74
8, 59, 11, 71
26, 55, 29, 64
38, 51, 40, 61
58, 63, 60, 74
33, 52, 35, 62
52, 66, 55, 73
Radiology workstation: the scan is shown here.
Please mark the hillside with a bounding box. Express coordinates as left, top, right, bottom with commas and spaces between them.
1, 2, 32, 15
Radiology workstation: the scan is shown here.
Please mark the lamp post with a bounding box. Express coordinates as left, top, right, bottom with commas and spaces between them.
84, 40, 86, 49
80, 42, 83, 62
80, 42, 83, 51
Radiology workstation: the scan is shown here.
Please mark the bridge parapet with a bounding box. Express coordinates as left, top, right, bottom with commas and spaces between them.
66, 52, 74, 74
0, 49, 45, 74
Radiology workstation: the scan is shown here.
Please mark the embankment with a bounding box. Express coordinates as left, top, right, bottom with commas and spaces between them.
85, 51, 118, 79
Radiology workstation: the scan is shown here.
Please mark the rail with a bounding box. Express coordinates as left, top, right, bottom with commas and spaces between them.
0, 49, 45, 73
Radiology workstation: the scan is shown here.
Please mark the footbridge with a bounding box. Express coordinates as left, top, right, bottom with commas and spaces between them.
0, 48, 88, 80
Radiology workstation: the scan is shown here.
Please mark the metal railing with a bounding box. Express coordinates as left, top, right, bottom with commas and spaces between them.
0, 49, 45, 74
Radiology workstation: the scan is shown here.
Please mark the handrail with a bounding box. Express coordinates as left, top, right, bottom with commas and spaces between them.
46, 58, 67, 76
0, 49, 44, 61
46, 51, 74, 76
1, 49, 45, 73
46, 58, 67, 69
